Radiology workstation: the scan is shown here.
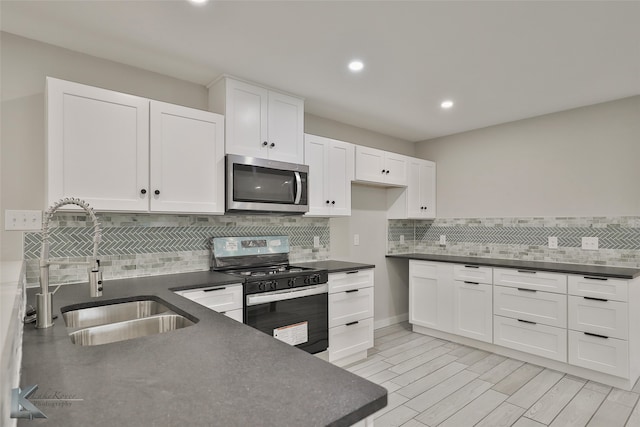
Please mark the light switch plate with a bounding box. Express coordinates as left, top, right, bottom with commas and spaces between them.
548, 236, 558, 249
353, 234, 360, 246
5, 210, 42, 231
582, 237, 599, 250
313, 236, 320, 248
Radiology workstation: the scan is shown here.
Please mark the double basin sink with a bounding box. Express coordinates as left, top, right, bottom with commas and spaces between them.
61, 298, 196, 346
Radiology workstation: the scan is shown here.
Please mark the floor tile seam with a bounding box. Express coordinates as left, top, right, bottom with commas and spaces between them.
538, 380, 589, 426
388, 346, 452, 374
382, 341, 448, 366
432, 387, 507, 427
389, 357, 463, 389
410, 370, 482, 415
395, 362, 473, 399
507, 369, 565, 409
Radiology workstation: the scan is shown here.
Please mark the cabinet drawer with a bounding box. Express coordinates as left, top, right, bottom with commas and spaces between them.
453, 264, 493, 284
493, 315, 567, 362
409, 260, 439, 279
329, 287, 374, 328
222, 308, 243, 323
328, 269, 374, 293
568, 330, 629, 378
568, 276, 628, 302
568, 296, 628, 340
494, 268, 567, 293
175, 284, 243, 312
494, 285, 567, 328
329, 317, 374, 362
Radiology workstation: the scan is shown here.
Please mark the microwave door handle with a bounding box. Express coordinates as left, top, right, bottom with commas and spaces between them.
294, 172, 302, 204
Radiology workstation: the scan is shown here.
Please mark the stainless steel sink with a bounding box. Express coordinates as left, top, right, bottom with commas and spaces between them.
62, 299, 172, 329
61, 298, 196, 346
68, 314, 195, 346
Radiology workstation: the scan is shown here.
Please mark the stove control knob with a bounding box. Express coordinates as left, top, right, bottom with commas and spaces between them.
268, 281, 277, 290
258, 282, 265, 291
288, 277, 297, 287
311, 274, 321, 284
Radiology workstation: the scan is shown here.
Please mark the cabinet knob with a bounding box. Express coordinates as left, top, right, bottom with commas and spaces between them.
262, 141, 268, 146
140, 189, 147, 195
331, 201, 335, 205
154, 190, 160, 195
381, 169, 386, 173
386, 170, 390, 174
270, 142, 275, 148
326, 200, 330, 204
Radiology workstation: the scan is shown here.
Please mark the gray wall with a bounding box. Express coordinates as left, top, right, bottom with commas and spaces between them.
416, 96, 640, 218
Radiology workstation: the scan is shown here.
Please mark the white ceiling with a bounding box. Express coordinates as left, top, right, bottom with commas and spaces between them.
1, 0, 639, 142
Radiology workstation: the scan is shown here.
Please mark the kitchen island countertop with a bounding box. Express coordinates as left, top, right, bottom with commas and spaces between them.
19, 269, 386, 427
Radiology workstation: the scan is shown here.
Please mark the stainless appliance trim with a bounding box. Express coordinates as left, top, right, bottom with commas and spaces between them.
246, 284, 328, 306
294, 171, 302, 204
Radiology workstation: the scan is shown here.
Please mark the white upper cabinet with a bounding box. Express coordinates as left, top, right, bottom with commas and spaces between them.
304, 134, 354, 217
407, 158, 436, 218
354, 146, 407, 187
149, 101, 224, 214
209, 76, 304, 164
47, 77, 225, 214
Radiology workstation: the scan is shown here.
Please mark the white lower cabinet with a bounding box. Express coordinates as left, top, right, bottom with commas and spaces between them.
568, 296, 628, 340
568, 330, 629, 377
409, 260, 454, 333
494, 285, 567, 328
328, 269, 375, 364
174, 284, 243, 322
494, 315, 568, 362
453, 281, 493, 343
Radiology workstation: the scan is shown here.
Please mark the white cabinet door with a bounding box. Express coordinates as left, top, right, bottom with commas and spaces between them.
267, 91, 304, 163
453, 281, 493, 343
384, 151, 408, 186
47, 77, 149, 211
304, 134, 353, 217
418, 161, 436, 218
149, 101, 225, 214
409, 260, 454, 332
224, 78, 269, 158
355, 146, 386, 183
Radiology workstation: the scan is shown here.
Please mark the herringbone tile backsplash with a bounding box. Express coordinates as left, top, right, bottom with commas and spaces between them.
388, 217, 640, 267
24, 213, 330, 286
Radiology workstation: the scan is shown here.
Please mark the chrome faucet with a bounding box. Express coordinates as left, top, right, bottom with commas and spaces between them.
36, 197, 103, 329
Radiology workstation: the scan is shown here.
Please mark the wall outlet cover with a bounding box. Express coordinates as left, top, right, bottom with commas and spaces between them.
313, 236, 320, 248
581, 237, 599, 251
548, 236, 558, 249
439, 235, 446, 245
353, 234, 360, 246
4, 210, 43, 231
399, 235, 405, 244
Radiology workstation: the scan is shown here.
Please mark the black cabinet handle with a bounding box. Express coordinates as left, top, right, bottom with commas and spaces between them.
154, 190, 160, 195
583, 276, 607, 281
464, 281, 479, 285
517, 270, 536, 274
346, 321, 359, 326
517, 319, 536, 325
262, 141, 268, 146
346, 289, 359, 293
345, 271, 359, 275
140, 189, 147, 194
517, 288, 537, 293
203, 287, 226, 292
270, 142, 275, 148
463, 265, 479, 269
585, 332, 609, 339
584, 296, 609, 302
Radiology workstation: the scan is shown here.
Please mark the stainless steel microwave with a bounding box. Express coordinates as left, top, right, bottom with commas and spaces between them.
226, 154, 309, 214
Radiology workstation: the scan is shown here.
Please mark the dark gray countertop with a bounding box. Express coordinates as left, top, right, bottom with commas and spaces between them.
294, 260, 375, 273
19, 270, 386, 427
386, 253, 640, 279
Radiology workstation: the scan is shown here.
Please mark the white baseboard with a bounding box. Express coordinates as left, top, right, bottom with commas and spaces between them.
374, 313, 408, 330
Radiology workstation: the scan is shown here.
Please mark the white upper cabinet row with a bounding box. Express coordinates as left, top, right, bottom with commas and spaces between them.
47, 77, 225, 214
208, 76, 304, 164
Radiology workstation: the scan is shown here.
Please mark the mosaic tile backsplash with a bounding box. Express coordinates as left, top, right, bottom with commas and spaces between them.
388, 217, 640, 268
24, 213, 330, 286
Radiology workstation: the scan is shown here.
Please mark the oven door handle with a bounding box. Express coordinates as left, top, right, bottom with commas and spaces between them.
246, 284, 328, 306
294, 172, 302, 205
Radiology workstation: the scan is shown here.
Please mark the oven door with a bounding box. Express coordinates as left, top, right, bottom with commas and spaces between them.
245, 284, 328, 354
227, 154, 308, 213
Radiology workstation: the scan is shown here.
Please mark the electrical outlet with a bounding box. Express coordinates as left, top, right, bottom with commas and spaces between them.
4, 210, 42, 231
439, 235, 446, 245
353, 234, 360, 246
548, 236, 558, 249
399, 235, 405, 244
582, 237, 599, 250
313, 236, 320, 248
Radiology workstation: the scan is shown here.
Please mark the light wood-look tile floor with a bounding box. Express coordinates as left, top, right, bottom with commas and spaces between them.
346, 323, 640, 427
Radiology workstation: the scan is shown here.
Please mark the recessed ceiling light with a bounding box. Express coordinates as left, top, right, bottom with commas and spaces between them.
440, 100, 454, 109
189, 0, 208, 4
348, 60, 364, 72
